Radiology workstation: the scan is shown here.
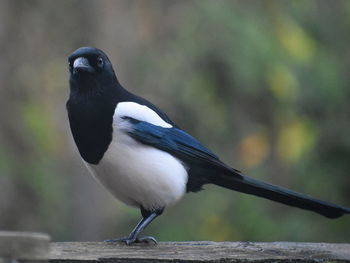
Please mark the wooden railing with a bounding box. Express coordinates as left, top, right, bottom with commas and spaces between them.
1, 232, 350, 262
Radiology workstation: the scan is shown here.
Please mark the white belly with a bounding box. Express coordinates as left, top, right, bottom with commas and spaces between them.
87, 130, 188, 211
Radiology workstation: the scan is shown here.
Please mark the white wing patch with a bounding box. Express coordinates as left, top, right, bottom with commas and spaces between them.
114, 101, 172, 128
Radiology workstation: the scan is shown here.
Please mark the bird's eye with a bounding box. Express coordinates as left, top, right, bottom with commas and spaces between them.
68, 61, 73, 71
97, 57, 104, 68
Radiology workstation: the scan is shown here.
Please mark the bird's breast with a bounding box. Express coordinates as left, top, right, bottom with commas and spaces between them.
67, 98, 116, 164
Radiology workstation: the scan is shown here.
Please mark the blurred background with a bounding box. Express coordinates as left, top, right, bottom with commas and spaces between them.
0, 0, 349, 243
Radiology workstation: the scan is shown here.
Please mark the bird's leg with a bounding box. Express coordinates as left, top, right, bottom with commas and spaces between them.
122, 211, 158, 244
105, 207, 163, 245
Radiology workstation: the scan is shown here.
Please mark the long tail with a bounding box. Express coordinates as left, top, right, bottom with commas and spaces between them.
211, 172, 350, 218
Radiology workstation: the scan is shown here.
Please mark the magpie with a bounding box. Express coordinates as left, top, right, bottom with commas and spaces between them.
67, 47, 350, 245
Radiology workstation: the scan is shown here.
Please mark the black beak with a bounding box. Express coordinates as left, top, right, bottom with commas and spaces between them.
73, 57, 94, 74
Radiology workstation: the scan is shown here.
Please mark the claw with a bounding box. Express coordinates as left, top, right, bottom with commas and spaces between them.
104, 236, 157, 245
104, 237, 131, 243
137, 236, 158, 244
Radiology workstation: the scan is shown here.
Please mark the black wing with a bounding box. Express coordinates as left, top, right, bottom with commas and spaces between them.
124, 117, 241, 175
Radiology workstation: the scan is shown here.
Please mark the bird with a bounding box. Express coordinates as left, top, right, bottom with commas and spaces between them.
66, 47, 350, 245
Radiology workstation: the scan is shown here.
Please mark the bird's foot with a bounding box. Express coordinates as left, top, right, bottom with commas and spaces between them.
136, 236, 157, 244
104, 236, 157, 245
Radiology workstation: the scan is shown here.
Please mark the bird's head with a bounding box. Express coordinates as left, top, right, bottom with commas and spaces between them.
68, 47, 118, 94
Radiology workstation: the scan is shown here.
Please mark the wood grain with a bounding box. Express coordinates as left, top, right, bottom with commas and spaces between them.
50, 241, 350, 262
